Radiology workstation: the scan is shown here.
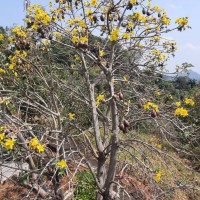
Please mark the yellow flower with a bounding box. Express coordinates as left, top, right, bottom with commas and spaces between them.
154, 171, 162, 183
96, 94, 105, 106
127, 22, 134, 29
36, 143, 45, 153
0, 34, 4, 40
57, 159, 67, 169
29, 138, 39, 150
130, 0, 137, 4
85, 9, 93, 16
80, 36, 88, 44
153, 5, 161, 12
184, 98, 195, 106
0, 133, 5, 140
0, 126, 6, 132
175, 17, 188, 27
161, 14, 171, 25
175, 101, 181, 107
68, 112, 75, 119
152, 104, 159, 112
156, 144, 162, 149
153, 49, 160, 56
4, 138, 15, 150
12, 26, 27, 37
143, 102, 159, 112
153, 36, 161, 41
174, 107, 188, 117
99, 50, 105, 57
143, 102, 153, 110
147, 0, 150, 7
78, 20, 87, 28
110, 28, 120, 41
123, 76, 128, 82
72, 36, 79, 43
154, 91, 160, 96
122, 33, 130, 40
0, 68, 6, 74
90, 0, 97, 7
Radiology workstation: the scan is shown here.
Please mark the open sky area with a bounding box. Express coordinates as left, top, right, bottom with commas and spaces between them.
0, 0, 199, 73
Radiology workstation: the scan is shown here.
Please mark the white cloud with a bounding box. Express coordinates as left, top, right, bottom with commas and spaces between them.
180, 43, 200, 51
168, 4, 177, 9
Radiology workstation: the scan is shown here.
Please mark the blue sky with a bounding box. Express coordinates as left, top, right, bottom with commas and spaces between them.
0, 0, 199, 73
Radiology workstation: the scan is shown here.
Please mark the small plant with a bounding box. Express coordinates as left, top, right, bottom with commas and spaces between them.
74, 170, 96, 200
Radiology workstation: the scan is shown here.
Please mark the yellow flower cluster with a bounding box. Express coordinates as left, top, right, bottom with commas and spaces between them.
12, 26, 27, 37
110, 28, 120, 41
133, 12, 146, 22
175, 17, 188, 27
130, 0, 137, 4
122, 32, 130, 40
184, 98, 195, 106
175, 101, 181, 107
8, 50, 28, 72
154, 91, 160, 96
57, 159, 67, 169
0, 68, 6, 74
0, 97, 11, 105
0, 127, 16, 150
153, 5, 162, 13
153, 49, 167, 61
143, 102, 159, 112
174, 107, 188, 117
96, 94, 105, 106
29, 137, 45, 153
161, 13, 171, 25
68, 112, 75, 119
99, 50, 105, 57
154, 171, 162, 183
27, 4, 51, 29
4, 138, 15, 150
90, 0, 98, 7
0, 34, 4, 40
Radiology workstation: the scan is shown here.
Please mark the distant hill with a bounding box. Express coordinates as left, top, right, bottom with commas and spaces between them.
179, 69, 200, 81
163, 69, 200, 81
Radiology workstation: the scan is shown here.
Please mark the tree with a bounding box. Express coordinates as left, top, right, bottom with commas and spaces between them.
0, 0, 199, 199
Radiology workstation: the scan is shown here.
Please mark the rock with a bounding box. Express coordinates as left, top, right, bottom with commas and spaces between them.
0, 161, 29, 183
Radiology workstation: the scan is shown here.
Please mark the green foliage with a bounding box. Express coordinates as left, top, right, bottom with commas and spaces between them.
74, 170, 96, 200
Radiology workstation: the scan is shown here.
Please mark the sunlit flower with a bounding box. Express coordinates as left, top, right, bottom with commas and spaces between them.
0, 133, 5, 141
154, 171, 162, 183
130, 0, 137, 4
72, 36, 79, 43
80, 36, 88, 44
90, 0, 97, 7
174, 107, 188, 117
184, 98, 195, 106
96, 94, 105, 106
123, 76, 128, 82
175, 101, 181, 107
110, 28, 120, 41
36, 143, 45, 153
0, 34, 4, 40
175, 17, 189, 27
99, 50, 105, 57
29, 137, 39, 150
4, 138, 15, 150
57, 159, 67, 169
68, 112, 75, 119
122, 33, 130, 40
0, 68, 6, 74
